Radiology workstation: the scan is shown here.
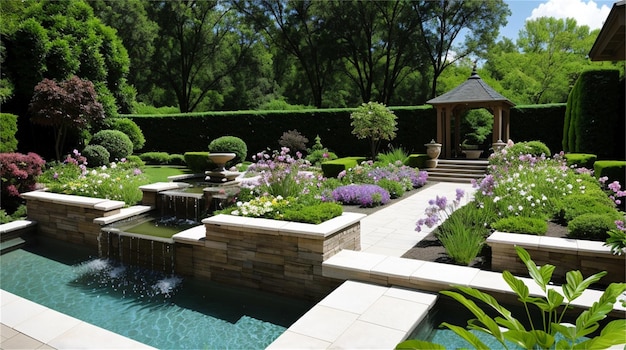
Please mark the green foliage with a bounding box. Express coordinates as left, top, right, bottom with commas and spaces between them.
103, 118, 145, 151
568, 213, 620, 241
0, 113, 18, 152
278, 129, 309, 152
376, 147, 408, 166
461, 108, 493, 145
376, 179, 405, 199
594, 161, 626, 187
436, 204, 492, 265
321, 157, 364, 178
400, 247, 626, 350
81, 144, 110, 167
492, 216, 548, 235
0, 205, 27, 224
554, 193, 619, 224
168, 154, 186, 166
208, 136, 248, 166
506, 140, 551, 157
306, 149, 338, 166
350, 102, 398, 159
183, 152, 210, 173
563, 69, 620, 158
139, 152, 172, 165
132, 102, 180, 115
404, 154, 428, 169
280, 202, 343, 224
605, 226, 626, 256
90, 129, 133, 161
564, 153, 597, 169
124, 155, 145, 168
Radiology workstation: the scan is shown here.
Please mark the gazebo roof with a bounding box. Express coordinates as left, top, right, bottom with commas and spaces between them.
427, 69, 515, 107
589, 0, 625, 61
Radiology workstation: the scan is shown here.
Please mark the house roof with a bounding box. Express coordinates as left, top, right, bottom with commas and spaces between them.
589, 1, 625, 61
427, 69, 515, 107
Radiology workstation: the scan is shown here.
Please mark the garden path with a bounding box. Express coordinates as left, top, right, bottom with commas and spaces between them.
357, 181, 476, 257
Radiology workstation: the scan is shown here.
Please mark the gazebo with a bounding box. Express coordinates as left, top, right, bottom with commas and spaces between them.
427, 68, 515, 158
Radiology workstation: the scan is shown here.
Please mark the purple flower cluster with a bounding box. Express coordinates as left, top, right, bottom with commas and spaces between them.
472, 174, 495, 196
65, 149, 88, 177
415, 188, 465, 232
331, 184, 390, 207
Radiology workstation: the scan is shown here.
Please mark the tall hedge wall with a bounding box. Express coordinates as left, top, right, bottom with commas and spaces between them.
563, 69, 621, 159
125, 104, 567, 160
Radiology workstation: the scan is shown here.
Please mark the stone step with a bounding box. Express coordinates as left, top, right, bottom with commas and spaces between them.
0, 237, 26, 254
425, 159, 488, 183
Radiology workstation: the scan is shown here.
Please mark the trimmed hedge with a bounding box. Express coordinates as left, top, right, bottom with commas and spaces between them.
184, 152, 210, 173
564, 153, 597, 169
404, 154, 428, 169
594, 160, 626, 185
321, 156, 366, 178
91, 129, 133, 161
125, 104, 568, 159
563, 69, 620, 158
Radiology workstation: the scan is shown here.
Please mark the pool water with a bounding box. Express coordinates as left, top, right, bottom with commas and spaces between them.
0, 240, 313, 349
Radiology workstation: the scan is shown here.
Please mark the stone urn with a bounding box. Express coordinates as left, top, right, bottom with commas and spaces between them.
491, 139, 507, 153
205, 153, 239, 183
424, 139, 442, 168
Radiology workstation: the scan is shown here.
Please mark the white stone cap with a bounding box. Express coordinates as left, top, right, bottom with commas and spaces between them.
0, 220, 37, 234
21, 191, 124, 210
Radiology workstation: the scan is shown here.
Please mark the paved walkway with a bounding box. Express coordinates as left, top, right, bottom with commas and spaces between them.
0, 182, 475, 349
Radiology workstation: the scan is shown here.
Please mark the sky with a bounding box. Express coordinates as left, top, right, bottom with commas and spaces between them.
500, 0, 616, 40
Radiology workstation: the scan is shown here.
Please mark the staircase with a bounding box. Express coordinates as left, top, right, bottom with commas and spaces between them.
425, 159, 489, 183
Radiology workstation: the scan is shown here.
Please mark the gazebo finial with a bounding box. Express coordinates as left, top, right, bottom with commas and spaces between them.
470, 60, 479, 79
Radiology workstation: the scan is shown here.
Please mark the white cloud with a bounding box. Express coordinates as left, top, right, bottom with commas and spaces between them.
528, 0, 612, 29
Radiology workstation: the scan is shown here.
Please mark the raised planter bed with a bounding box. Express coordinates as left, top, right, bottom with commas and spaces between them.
487, 231, 625, 284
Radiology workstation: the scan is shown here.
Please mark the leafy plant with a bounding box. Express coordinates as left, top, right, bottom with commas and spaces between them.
331, 184, 391, 207
605, 220, 626, 255
81, 144, 110, 167
435, 204, 493, 265
139, 152, 172, 165
208, 136, 247, 166
90, 129, 134, 161
398, 246, 626, 350
0, 152, 46, 213
350, 101, 397, 159
376, 147, 408, 165
568, 213, 621, 241
461, 108, 493, 145
492, 216, 548, 235
278, 129, 309, 152
103, 117, 146, 151
0, 113, 18, 152
28, 76, 105, 160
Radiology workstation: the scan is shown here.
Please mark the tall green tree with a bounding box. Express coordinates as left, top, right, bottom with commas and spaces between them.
90, 0, 159, 105
236, 0, 339, 108
148, 0, 252, 112
323, 0, 426, 105
411, 0, 510, 98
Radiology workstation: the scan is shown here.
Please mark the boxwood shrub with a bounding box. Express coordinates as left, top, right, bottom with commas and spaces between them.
492, 217, 548, 235
139, 152, 171, 165
321, 157, 366, 178
208, 136, 247, 166
564, 153, 597, 169
82, 145, 110, 167
184, 152, 210, 173
568, 213, 618, 241
91, 130, 133, 161
594, 160, 626, 186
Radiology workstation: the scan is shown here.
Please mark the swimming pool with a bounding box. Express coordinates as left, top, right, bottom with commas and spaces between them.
0, 239, 313, 349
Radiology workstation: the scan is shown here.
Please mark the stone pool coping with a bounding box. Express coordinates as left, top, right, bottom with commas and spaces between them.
0, 290, 155, 349
267, 280, 438, 349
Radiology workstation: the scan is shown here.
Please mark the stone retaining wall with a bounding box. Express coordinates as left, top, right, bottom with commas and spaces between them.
176, 213, 365, 300
487, 231, 625, 285
22, 191, 125, 252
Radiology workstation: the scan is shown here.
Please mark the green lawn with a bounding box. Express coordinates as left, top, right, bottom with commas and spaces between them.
143, 165, 195, 183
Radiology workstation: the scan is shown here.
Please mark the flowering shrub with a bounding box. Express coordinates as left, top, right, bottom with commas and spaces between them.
40, 150, 149, 206
231, 195, 290, 218
331, 184, 390, 207
338, 160, 428, 189
225, 194, 342, 224
245, 147, 324, 199
415, 188, 466, 232
0, 152, 46, 212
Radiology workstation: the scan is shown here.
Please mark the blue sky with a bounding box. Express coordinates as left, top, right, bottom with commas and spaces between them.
500, 0, 615, 40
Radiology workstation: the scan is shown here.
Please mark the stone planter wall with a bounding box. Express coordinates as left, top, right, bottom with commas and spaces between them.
176, 213, 365, 300
22, 191, 125, 252
487, 231, 625, 285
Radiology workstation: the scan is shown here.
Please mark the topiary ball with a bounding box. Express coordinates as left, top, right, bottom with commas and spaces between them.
91, 129, 134, 161
103, 118, 146, 151
82, 144, 110, 167
208, 136, 247, 166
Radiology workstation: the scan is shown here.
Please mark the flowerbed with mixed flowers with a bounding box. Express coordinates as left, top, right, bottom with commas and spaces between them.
218, 148, 429, 223
414, 140, 626, 265
39, 150, 150, 206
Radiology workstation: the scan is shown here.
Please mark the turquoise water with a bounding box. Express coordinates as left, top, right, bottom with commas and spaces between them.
0, 241, 313, 349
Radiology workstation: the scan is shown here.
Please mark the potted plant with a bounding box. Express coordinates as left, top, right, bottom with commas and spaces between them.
459, 108, 493, 159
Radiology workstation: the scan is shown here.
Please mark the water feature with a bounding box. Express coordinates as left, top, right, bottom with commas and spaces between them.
0, 238, 314, 349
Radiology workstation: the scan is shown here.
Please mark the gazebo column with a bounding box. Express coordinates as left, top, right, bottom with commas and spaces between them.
444, 107, 452, 158
492, 106, 503, 143
503, 110, 510, 141
436, 107, 444, 146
